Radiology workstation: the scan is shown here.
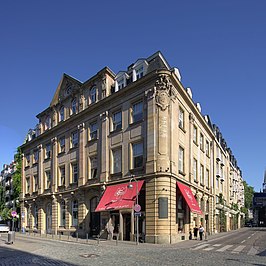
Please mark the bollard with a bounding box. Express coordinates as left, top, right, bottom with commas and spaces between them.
116, 236, 118, 246
205, 231, 208, 241
68, 231, 70, 240
76, 232, 78, 242
97, 234, 100, 245
86, 233, 88, 243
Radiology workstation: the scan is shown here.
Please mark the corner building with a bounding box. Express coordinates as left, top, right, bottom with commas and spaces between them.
20, 52, 244, 244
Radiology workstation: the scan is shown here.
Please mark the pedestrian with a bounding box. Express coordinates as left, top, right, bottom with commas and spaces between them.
199, 225, 204, 241
193, 225, 198, 240
189, 230, 192, 240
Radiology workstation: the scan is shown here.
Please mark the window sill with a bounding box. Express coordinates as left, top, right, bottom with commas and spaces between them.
32, 162, 38, 167
179, 126, 186, 134
24, 166, 30, 170
87, 138, 98, 144
193, 141, 198, 147
178, 170, 186, 177
200, 148, 205, 153
129, 119, 144, 127
110, 127, 123, 135
130, 167, 144, 175
194, 180, 199, 184
200, 183, 204, 187
43, 158, 51, 163
69, 146, 78, 152
58, 151, 65, 157
110, 172, 122, 180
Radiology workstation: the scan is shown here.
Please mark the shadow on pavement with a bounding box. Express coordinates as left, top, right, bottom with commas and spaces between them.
0, 244, 77, 266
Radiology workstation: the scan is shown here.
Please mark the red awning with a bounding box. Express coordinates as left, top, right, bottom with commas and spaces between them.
177, 182, 202, 215
95, 180, 144, 212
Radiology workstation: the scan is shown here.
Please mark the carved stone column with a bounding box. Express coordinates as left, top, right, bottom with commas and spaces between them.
37, 144, 43, 194
52, 138, 57, 192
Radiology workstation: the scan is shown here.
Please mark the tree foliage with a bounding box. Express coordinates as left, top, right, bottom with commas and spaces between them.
12, 147, 22, 200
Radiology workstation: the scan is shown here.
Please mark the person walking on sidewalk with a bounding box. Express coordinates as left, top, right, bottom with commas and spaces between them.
199, 225, 204, 241
193, 225, 198, 240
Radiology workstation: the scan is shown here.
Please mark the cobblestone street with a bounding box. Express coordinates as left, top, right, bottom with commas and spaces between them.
0, 228, 265, 266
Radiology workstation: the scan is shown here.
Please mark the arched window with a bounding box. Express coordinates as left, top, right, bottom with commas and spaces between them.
60, 200, 66, 227
59, 106, 65, 122
72, 200, 78, 226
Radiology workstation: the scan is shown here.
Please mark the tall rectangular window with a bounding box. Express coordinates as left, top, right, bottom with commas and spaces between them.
33, 150, 39, 163
179, 108, 184, 129
45, 170, 51, 189
59, 136, 65, 153
71, 98, 77, 115
206, 140, 210, 156
193, 126, 198, 144
90, 87, 96, 103
200, 133, 204, 151
117, 78, 124, 90
89, 157, 97, 179
45, 143, 51, 159
59, 166, 65, 186
71, 163, 78, 183
25, 154, 30, 166
26, 177, 30, 194
112, 110, 122, 131
132, 142, 143, 168
136, 66, 144, 80
33, 175, 38, 192
89, 121, 98, 140
113, 148, 122, 174
72, 200, 78, 227
205, 169, 210, 188
193, 158, 198, 182
178, 146, 184, 174
200, 164, 204, 185
59, 106, 65, 122
71, 131, 78, 148
132, 101, 143, 123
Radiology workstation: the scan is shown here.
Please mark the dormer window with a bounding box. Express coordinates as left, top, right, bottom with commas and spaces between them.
90, 86, 97, 104
44, 116, 51, 131
136, 66, 144, 80
132, 60, 148, 82
59, 106, 65, 122
71, 98, 77, 115
117, 78, 125, 90
115, 72, 128, 92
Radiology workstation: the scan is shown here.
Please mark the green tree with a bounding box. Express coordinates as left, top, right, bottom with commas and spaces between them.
12, 147, 22, 201
241, 181, 255, 222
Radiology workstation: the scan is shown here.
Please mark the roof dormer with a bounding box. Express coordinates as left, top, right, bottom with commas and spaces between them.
132, 59, 148, 81
115, 71, 129, 92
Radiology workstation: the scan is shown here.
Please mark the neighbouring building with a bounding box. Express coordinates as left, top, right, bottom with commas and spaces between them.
253, 171, 266, 227
20, 51, 245, 244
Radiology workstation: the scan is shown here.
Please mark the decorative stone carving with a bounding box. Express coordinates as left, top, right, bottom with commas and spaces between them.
189, 112, 195, 123
100, 111, 108, 121
155, 75, 176, 111
78, 123, 85, 130
79, 94, 85, 111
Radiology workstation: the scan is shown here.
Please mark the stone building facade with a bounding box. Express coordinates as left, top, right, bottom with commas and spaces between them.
20, 51, 244, 244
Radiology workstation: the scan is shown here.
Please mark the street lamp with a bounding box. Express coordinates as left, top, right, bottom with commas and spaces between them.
128, 175, 139, 245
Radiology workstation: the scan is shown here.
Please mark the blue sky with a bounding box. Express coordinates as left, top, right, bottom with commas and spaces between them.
0, 1, 265, 191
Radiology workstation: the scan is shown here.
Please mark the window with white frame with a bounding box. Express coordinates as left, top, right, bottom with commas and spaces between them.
136, 66, 144, 80
71, 98, 77, 115
179, 108, 184, 129
112, 148, 122, 174
71, 163, 78, 183
117, 78, 125, 90
44, 116, 51, 130
193, 158, 198, 182
200, 164, 204, 185
26, 177, 30, 194
132, 142, 143, 168
59, 166, 65, 186
112, 110, 122, 131
200, 133, 204, 151
33, 150, 39, 163
33, 174, 38, 192
60, 200, 66, 227
45, 143, 51, 159
72, 200, 78, 226
193, 126, 198, 144
178, 146, 184, 174
205, 169, 210, 188
59, 106, 65, 122
71, 131, 78, 148
132, 101, 143, 123
206, 140, 210, 156
45, 170, 51, 189
90, 86, 96, 103
89, 121, 98, 140
90, 157, 97, 179
59, 136, 65, 153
